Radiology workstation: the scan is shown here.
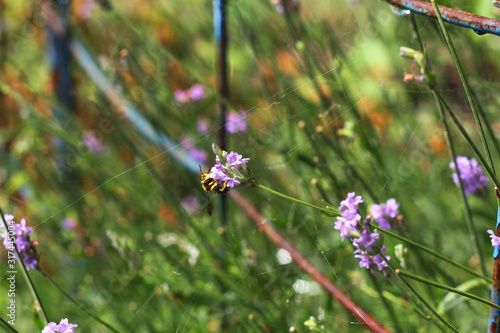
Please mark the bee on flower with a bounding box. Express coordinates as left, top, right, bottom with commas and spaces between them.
200, 144, 255, 215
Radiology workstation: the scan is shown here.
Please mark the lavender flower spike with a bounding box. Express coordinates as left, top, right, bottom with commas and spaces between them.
209, 144, 255, 189
450, 156, 489, 196
1, 214, 39, 270
334, 193, 391, 274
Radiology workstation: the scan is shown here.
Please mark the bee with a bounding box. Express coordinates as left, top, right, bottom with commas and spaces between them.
200, 166, 230, 215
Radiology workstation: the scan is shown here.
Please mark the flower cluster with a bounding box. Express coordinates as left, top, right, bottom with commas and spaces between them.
226, 110, 248, 134
370, 198, 400, 230
174, 84, 205, 104
209, 144, 254, 188
450, 156, 489, 196
42, 318, 78, 333
1, 214, 39, 270
334, 193, 390, 272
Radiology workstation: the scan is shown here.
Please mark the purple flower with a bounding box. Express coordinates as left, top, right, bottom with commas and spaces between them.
225, 178, 241, 188
42, 318, 78, 333
181, 195, 201, 213
180, 134, 207, 163
354, 250, 371, 269
450, 156, 489, 196
174, 89, 190, 103
226, 110, 247, 134
62, 218, 78, 230
42, 322, 58, 333
373, 254, 388, 270
226, 152, 249, 166
334, 219, 354, 241
334, 193, 391, 274
340, 192, 364, 208
1, 214, 39, 270
207, 144, 254, 189
82, 131, 104, 154
189, 148, 208, 163
197, 119, 209, 135
77, 0, 95, 20
209, 164, 241, 187
488, 229, 500, 247
335, 193, 363, 240
271, 0, 300, 14
370, 198, 400, 229
337, 192, 363, 227
188, 84, 205, 101
180, 135, 194, 149
353, 229, 379, 251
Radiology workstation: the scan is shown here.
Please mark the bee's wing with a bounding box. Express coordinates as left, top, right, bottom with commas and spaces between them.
206, 192, 213, 216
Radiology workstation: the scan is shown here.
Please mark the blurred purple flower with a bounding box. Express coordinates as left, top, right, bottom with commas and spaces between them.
226, 110, 247, 134
174, 89, 190, 103
180, 135, 194, 150
1, 214, 39, 270
488, 229, 500, 247
197, 119, 209, 135
62, 218, 78, 230
189, 148, 207, 163
271, 0, 300, 14
180, 134, 207, 163
42, 318, 78, 333
188, 84, 205, 101
82, 131, 104, 154
77, 0, 95, 20
370, 198, 400, 229
181, 195, 201, 213
450, 156, 489, 196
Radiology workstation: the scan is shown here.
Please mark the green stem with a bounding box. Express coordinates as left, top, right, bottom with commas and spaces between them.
431, 0, 495, 177
42, 274, 120, 333
386, 261, 459, 332
257, 184, 339, 215
366, 271, 401, 330
0, 316, 19, 333
435, 93, 500, 190
396, 269, 495, 309
373, 225, 490, 283
431, 91, 487, 276
0, 208, 48, 325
